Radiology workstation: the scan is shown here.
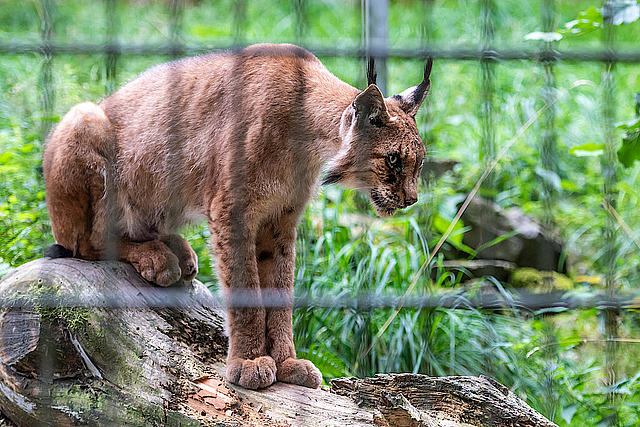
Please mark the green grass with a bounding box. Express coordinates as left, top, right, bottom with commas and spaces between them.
1, 0, 640, 425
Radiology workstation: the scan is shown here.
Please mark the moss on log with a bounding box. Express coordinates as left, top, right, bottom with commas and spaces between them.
0, 258, 228, 426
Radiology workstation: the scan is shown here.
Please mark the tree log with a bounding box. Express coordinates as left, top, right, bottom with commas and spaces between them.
331, 375, 557, 427
0, 259, 556, 426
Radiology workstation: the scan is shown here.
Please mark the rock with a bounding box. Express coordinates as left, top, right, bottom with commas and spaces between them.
421, 158, 459, 180
432, 259, 517, 282
461, 196, 565, 273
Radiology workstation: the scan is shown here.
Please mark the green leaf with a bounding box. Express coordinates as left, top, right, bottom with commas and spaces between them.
560, 19, 601, 35
618, 129, 640, 168
0, 152, 13, 165
559, 6, 602, 36
18, 144, 35, 153
475, 230, 520, 254
432, 214, 464, 245
560, 179, 580, 192
188, 24, 228, 37
616, 117, 640, 130
569, 142, 605, 157
561, 403, 579, 425
534, 166, 562, 191
581, 6, 603, 21
297, 345, 349, 380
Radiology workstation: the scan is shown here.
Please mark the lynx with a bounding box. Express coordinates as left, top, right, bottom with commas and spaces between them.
43, 44, 431, 389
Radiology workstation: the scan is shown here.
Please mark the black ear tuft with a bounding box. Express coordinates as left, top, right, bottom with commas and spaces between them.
424, 57, 433, 83
367, 57, 377, 87
392, 58, 433, 116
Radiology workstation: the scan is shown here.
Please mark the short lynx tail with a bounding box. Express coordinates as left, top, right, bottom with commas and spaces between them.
44, 244, 74, 258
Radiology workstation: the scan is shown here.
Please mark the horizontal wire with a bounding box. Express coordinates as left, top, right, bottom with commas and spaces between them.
2, 42, 639, 63
1, 287, 636, 310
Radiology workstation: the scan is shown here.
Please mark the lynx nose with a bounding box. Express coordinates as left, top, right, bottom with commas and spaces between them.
404, 186, 418, 208
403, 196, 418, 208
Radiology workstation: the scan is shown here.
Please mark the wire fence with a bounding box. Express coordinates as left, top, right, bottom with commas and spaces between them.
1, 285, 637, 310
0, 0, 639, 425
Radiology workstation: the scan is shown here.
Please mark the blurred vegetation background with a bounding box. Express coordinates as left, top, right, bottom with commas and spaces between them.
1, 0, 640, 425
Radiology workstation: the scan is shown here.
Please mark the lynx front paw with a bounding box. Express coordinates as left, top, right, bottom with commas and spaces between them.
129, 241, 182, 287
276, 358, 322, 388
227, 356, 277, 390
161, 234, 198, 281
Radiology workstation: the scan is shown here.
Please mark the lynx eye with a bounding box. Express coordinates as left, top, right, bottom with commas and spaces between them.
386, 153, 401, 169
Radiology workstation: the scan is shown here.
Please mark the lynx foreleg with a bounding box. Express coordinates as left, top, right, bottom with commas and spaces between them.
256, 213, 322, 389
210, 205, 275, 390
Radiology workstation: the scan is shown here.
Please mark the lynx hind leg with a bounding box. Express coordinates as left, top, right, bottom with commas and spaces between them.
256, 216, 322, 388
119, 239, 181, 287
209, 204, 275, 389
43, 102, 114, 260
160, 234, 198, 281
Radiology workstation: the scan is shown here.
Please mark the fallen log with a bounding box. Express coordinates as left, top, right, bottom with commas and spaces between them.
331, 374, 557, 427
0, 258, 556, 426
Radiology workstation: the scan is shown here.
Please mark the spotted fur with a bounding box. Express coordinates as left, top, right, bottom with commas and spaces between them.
43, 44, 431, 390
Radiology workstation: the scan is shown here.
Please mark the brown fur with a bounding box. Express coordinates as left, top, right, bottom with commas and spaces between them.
43, 44, 431, 389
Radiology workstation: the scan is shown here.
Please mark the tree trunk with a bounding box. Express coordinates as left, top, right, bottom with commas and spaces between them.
0, 259, 556, 426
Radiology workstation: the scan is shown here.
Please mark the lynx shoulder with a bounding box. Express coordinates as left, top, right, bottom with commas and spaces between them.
43, 43, 432, 389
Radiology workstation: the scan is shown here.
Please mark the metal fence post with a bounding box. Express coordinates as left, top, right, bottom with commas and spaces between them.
39, 0, 55, 142
479, 0, 496, 191
293, 0, 307, 45
105, 0, 119, 94
37, 2, 56, 423
365, 0, 388, 95
539, 0, 558, 225
601, 2, 620, 424
538, 2, 560, 420
232, 0, 247, 46
169, 0, 184, 58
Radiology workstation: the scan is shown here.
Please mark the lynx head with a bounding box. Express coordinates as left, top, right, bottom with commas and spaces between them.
324, 59, 432, 217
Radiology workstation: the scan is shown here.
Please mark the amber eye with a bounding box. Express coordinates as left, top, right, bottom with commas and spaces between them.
386, 153, 400, 169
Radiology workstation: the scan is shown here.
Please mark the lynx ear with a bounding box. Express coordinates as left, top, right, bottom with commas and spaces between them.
392, 58, 433, 117
352, 84, 389, 127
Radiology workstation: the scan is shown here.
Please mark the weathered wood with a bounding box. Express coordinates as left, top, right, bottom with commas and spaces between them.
331, 374, 557, 427
217, 369, 374, 426
0, 258, 231, 426
0, 259, 556, 426
375, 392, 440, 427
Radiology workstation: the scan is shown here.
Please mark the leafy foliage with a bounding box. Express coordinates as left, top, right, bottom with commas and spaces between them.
525, 1, 640, 40
0, 120, 49, 268
617, 117, 640, 168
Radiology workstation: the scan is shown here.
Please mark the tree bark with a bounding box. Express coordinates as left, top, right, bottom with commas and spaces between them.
0, 259, 556, 426
331, 375, 558, 427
